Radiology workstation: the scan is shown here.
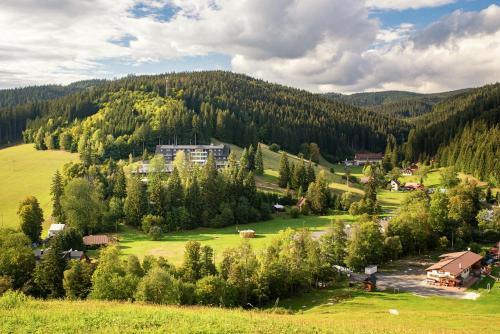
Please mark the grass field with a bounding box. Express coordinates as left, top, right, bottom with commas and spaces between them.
0, 144, 78, 229
119, 214, 358, 264
1, 267, 498, 334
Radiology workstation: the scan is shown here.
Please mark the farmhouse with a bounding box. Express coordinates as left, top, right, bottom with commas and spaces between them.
155, 144, 230, 168
425, 251, 482, 287
402, 165, 418, 176
48, 223, 65, 237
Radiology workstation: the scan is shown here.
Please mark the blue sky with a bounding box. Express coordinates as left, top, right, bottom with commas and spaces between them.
1, 0, 499, 93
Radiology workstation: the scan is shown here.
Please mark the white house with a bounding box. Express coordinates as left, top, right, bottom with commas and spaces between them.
48, 223, 65, 237
390, 179, 401, 191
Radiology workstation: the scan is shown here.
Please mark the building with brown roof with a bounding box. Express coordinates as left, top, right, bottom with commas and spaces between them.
83, 235, 111, 247
425, 251, 482, 287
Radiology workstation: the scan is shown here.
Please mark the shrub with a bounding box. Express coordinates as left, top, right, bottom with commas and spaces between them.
269, 143, 280, 152
141, 214, 164, 234
0, 276, 13, 296
0, 290, 30, 309
135, 267, 180, 305
195, 275, 235, 307
149, 226, 162, 241
289, 207, 300, 218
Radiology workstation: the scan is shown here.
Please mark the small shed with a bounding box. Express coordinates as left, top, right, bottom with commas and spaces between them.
83, 235, 111, 247
390, 179, 401, 192
363, 274, 377, 292
239, 230, 256, 238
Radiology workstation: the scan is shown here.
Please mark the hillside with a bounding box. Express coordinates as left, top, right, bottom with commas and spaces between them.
1, 277, 498, 334
1, 71, 410, 159
0, 144, 78, 229
325, 89, 471, 119
405, 83, 500, 184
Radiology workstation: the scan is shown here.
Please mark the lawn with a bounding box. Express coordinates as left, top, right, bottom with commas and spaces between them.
119, 214, 358, 265
0, 144, 78, 229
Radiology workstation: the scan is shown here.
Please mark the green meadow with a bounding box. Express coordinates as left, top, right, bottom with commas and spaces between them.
0, 144, 78, 230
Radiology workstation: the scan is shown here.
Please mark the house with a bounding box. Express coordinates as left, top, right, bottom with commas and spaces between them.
390, 179, 401, 191
155, 144, 230, 169
48, 224, 65, 237
403, 182, 423, 191
34, 248, 88, 262
425, 251, 482, 287
353, 152, 383, 166
83, 235, 111, 247
402, 164, 418, 176
62, 249, 89, 261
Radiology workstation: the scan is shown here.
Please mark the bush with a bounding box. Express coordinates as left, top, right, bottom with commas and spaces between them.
330, 167, 335, 174
135, 267, 180, 305
148, 226, 162, 241
0, 290, 30, 309
269, 143, 280, 152
195, 275, 235, 307
289, 207, 300, 218
141, 214, 164, 234
438, 236, 449, 250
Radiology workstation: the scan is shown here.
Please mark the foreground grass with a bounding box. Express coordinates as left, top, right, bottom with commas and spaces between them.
119, 214, 358, 264
0, 144, 78, 229
2, 278, 498, 334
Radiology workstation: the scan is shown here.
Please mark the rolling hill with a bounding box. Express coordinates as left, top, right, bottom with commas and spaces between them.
0, 144, 78, 229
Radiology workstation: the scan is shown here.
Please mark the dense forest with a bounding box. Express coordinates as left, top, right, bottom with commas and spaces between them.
1, 71, 409, 159
404, 83, 500, 184
325, 89, 471, 119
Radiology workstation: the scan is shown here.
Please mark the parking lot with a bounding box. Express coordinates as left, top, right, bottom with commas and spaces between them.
364, 260, 481, 299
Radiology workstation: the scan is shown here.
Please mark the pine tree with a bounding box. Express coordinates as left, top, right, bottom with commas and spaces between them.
148, 175, 166, 216
200, 153, 220, 222
239, 148, 249, 171
113, 167, 127, 199
247, 144, 256, 171
306, 160, 316, 185
255, 144, 264, 175
278, 152, 290, 188
124, 176, 148, 226
51, 170, 64, 222
34, 237, 66, 298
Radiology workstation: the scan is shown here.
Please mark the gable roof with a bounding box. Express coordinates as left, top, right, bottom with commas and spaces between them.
426, 251, 482, 276
83, 235, 110, 246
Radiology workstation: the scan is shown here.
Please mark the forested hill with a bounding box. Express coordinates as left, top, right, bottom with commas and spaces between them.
0, 80, 106, 108
325, 89, 471, 119
405, 83, 500, 184
1, 71, 409, 160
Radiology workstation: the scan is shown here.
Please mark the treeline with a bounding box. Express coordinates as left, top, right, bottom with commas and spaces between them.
405, 83, 500, 184
1, 214, 398, 307
0, 80, 105, 145
3, 71, 410, 159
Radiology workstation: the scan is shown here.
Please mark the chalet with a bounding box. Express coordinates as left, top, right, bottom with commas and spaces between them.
390, 179, 401, 191
83, 235, 111, 247
402, 164, 418, 176
425, 251, 482, 287
48, 224, 65, 237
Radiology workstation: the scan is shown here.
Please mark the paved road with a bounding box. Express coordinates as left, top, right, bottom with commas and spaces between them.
375, 267, 478, 299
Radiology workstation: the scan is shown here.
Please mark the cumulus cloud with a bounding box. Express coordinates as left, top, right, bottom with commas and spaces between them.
0, 0, 499, 93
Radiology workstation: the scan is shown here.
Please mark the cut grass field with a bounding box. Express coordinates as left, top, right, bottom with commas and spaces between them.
0, 144, 78, 229
2, 268, 498, 334
119, 214, 358, 265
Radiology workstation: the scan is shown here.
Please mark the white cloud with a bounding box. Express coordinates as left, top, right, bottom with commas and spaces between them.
366, 0, 456, 11
0, 0, 499, 93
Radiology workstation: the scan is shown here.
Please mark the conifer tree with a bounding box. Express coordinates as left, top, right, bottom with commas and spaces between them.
255, 144, 264, 175
51, 170, 64, 222
278, 152, 290, 188
124, 176, 148, 226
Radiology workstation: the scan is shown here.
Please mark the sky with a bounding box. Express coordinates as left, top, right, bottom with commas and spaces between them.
0, 0, 499, 93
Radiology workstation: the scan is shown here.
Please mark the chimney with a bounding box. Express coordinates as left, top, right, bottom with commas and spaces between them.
459, 263, 462, 269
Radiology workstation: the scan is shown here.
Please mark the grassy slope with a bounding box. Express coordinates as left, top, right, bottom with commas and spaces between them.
119, 214, 358, 265
2, 271, 498, 334
0, 144, 78, 229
